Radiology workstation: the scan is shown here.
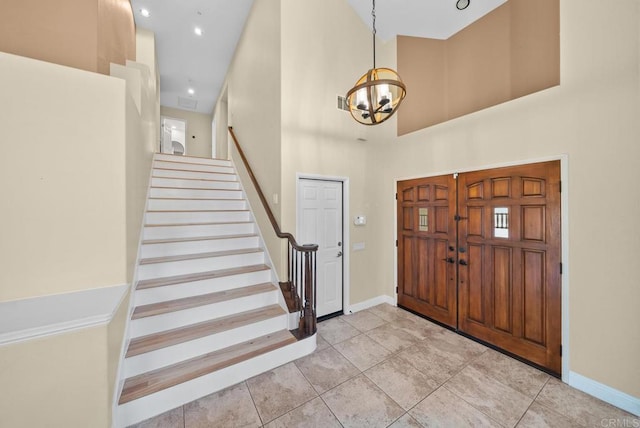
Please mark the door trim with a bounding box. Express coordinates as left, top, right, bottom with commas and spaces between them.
393, 154, 570, 382
296, 173, 350, 316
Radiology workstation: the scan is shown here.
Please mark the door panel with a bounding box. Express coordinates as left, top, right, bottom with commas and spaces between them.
458, 161, 561, 374
397, 161, 561, 375
397, 175, 457, 328
298, 179, 343, 317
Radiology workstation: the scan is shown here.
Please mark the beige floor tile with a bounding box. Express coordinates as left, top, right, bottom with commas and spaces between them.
183, 382, 260, 428
295, 347, 360, 393
317, 316, 360, 345
334, 333, 393, 370
129, 406, 184, 428
263, 397, 341, 428
432, 328, 487, 357
315, 333, 330, 351
364, 355, 439, 410
516, 402, 584, 427
368, 303, 414, 322
322, 374, 405, 428
469, 349, 550, 398
388, 314, 443, 340
535, 378, 638, 427
246, 362, 317, 423
409, 387, 502, 427
444, 365, 533, 427
341, 310, 387, 332
396, 341, 471, 384
387, 413, 423, 427
366, 323, 419, 353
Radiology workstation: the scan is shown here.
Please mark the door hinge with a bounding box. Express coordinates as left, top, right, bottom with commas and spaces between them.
396, 286, 399, 294
560, 262, 563, 274
559, 345, 563, 357
395, 192, 398, 200
395, 239, 398, 247
559, 181, 562, 193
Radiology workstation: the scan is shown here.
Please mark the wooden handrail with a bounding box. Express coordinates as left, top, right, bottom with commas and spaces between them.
228, 126, 317, 338
228, 126, 317, 252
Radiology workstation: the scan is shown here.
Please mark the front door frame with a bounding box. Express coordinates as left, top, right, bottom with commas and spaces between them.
296, 173, 350, 316
393, 154, 570, 382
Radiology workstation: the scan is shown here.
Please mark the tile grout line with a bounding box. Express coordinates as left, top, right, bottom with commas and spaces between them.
512, 377, 552, 427
245, 379, 267, 426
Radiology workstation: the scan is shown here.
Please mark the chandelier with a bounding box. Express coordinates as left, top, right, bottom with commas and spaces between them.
346, 0, 406, 125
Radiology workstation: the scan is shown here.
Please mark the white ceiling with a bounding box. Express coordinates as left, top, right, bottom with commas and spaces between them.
129, 0, 505, 115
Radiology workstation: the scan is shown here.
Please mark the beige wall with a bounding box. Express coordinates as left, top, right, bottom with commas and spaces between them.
280, 0, 393, 302
366, 0, 640, 398
161, 106, 213, 159
397, 0, 560, 135
0, 327, 110, 427
0, 0, 135, 75
0, 53, 127, 302
223, 0, 285, 276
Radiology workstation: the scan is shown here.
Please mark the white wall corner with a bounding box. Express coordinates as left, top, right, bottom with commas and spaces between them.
346, 295, 396, 314
568, 371, 640, 417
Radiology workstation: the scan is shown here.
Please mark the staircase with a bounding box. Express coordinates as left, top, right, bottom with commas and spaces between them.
115, 153, 316, 427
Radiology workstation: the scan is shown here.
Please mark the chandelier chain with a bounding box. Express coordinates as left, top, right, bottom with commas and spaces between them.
372, 0, 376, 68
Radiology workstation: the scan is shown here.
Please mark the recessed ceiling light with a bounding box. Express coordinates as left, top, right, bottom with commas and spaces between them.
188, 88, 195, 95
194, 27, 203, 36
171, 126, 176, 129
456, 0, 470, 10
140, 8, 150, 17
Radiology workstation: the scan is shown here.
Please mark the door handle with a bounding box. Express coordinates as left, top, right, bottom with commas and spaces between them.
459, 259, 468, 266
442, 257, 456, 264
337, 251, 343, 257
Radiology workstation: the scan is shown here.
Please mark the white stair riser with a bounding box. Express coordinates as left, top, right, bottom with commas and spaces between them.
140, 236, 260, 259
143, 223, 254, 240
116, 336, 316, 427
149, 188, 244, 200
147, 199, 247, 211
137, 252, 265, 280
145, 210, 250, 225
130, 290, 279, 338
153, 169, 237, 181
150, 177, 240, 190
154, 161, 234, 174
135, 270, 271, 306
154, 154, 231, 167
123, 315, 287, 378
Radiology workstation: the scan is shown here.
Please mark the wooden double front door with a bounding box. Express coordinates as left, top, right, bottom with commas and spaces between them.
397, 161, 561, 374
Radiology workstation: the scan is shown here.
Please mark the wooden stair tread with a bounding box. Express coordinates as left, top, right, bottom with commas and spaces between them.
126, 304, 286, 357
148, 197, 243, 201
154, 156, 231, 168
119, 329, 296, 404
142, 233, 257, 245
151, 186, 242, 192
146, 209, 249, 213
144, 221, 252, 227
136, 264, 270, 290
140, 248, 262, 265
132, 282, 277, 319
153, 167, 235, 175
151, 176, 239, 184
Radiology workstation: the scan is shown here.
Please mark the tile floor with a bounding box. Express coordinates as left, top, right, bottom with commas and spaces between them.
131, 304, 638, 428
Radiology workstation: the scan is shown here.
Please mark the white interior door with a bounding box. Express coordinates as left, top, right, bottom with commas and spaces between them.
298, 179, 343, 317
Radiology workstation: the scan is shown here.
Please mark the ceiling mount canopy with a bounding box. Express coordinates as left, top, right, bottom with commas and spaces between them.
456, 0, 471, 10
346, 0, 406, 125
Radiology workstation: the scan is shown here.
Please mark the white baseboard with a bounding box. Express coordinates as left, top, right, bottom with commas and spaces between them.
346, 295, 396, 314
0, 284, 129, 346
569, 371, 640, 416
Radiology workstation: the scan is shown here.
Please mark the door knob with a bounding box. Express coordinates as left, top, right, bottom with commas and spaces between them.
459, 259, 468, 266
337, 251, 343, 257
442, 257, 456, 264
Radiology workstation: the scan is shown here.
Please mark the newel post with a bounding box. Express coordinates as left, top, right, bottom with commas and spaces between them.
300, 251, 316, 335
